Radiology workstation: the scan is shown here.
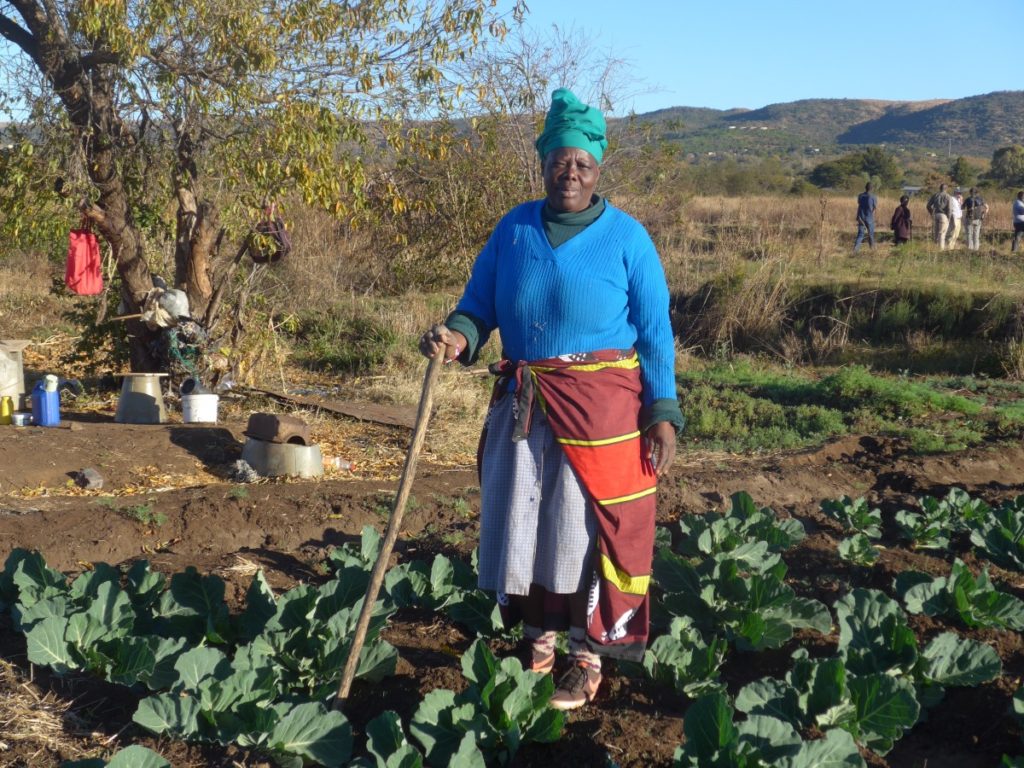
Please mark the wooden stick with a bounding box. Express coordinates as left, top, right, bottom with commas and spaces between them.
106, 313, 144, 322
333, 352, 444, 707
204, 239, 251, 328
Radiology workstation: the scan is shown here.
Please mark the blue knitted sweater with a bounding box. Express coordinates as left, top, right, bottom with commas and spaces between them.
452, 200, 676, 407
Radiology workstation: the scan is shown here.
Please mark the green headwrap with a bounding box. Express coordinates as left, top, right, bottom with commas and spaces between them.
535, 88, 607, 165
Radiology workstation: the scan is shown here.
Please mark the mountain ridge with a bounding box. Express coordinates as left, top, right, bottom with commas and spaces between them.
625, 91, 1024, 156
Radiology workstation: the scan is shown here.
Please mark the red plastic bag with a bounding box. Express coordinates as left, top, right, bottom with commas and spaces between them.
65, 228, 103, 295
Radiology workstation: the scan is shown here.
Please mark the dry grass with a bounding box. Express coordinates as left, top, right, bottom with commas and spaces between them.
274, 210, 383, 313
217, 554, 262, 579
0, 658, 102, 767
0, 252, 66, 340
280, 359, 491, 468
1000, 337, 1024, 380
634, 193, 1024, 299
8, 189, 1024, 472
685, 253, 795, 356
262, 288, 497, 460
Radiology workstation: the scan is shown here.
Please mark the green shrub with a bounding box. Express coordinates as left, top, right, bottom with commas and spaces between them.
876, 299, 917, 339
905, 425, 984, 454
678, 360, 1009, 455
680, 377, 847, 453
818, 366, 981, 418
925, 290, 973, 335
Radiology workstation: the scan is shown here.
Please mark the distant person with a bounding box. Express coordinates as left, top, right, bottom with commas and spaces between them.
963, 187, 989, 251
1013, 191, 1024, 252
946, 190, 963, 249
891, 195, 913, 245
854, 182, 877, 252
926, 183, 952, 250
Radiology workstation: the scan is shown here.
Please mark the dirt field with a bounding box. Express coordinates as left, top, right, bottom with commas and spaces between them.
1, 407, 1023, 767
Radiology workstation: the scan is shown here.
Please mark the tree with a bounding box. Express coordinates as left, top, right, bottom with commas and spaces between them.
989, 145, 1024, 188
859, 146, 901, 188
0, 0, 518, 370
949, 156, 976, 187
807, 146, 901, 190
808, 158, 853, 189
365, 19, 644, 289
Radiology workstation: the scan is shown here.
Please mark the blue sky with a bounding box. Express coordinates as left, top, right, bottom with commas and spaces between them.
507, 0, 1021, 114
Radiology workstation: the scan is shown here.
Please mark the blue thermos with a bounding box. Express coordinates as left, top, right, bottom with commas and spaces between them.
31, 380, 60, 427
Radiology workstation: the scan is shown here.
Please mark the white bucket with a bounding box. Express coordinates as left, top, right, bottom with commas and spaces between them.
182, 393, 219, 423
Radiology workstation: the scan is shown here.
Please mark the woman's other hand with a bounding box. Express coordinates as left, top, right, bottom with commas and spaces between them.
644, 421, 677, 478
418, 324, 467, 363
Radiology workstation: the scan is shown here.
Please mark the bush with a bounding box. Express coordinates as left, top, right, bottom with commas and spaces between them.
680, 378, 849, 453
989, 145, 1024, 187
808, 147, 901, 189
818, 366, 981, 418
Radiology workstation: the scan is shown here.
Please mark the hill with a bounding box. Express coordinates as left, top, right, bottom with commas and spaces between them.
838, 91, 1024, 152
624, 91, 1024, 156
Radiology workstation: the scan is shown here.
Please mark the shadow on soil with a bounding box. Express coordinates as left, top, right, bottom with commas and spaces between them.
168, 426, 242, 469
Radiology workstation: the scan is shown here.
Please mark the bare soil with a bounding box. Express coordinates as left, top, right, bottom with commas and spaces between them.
1, 412, 1023, 767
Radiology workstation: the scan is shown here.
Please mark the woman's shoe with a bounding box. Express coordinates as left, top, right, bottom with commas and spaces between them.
515, 638, 555, 675
549, 662, 601, 710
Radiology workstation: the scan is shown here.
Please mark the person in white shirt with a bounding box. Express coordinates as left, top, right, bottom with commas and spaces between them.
946, 191, 963, 249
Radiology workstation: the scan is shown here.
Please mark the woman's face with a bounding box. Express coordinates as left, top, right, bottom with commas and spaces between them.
543, 147, 600, 213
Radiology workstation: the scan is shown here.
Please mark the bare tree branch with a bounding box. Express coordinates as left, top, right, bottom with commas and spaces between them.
0, 12, 37, 58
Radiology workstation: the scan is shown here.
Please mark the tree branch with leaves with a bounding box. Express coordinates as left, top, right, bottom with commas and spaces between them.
0, 0, 522, 371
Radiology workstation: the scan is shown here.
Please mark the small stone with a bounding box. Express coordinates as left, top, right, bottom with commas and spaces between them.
75, 468, 104, 490
68, 422, 84, 432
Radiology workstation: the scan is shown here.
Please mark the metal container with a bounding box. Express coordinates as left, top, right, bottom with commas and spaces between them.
180, 376, 212, 396
11, 412, 31, 426
241, 437, 323, 478
115, 373, 168, 424
244, 412, 311, 445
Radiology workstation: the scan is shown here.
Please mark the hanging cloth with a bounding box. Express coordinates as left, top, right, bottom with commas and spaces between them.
65, 228, 103, 295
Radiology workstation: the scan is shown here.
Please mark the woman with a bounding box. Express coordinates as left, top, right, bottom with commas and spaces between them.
891, 195, 912, 245
419, 89, 683, 710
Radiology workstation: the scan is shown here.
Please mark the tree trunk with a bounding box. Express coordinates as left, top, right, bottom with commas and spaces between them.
185, 201, 218, 320
173, 128, 216, 321
174, 185, 198, 290
5, 1, 158, 369
77, 80, 159, 371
